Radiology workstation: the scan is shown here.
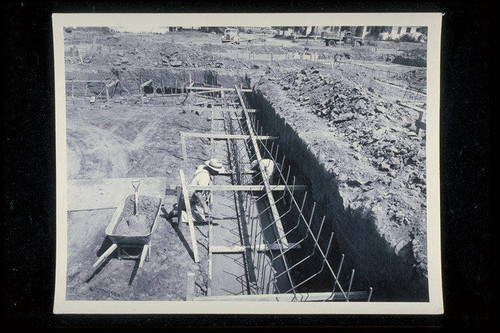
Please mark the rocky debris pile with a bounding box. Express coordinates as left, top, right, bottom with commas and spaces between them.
268, 66, 426, 194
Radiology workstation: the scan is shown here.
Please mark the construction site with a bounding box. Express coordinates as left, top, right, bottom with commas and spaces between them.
64, 27, 428, 303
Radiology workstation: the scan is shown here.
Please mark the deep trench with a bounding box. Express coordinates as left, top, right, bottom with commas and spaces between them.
243, 82, 429, 302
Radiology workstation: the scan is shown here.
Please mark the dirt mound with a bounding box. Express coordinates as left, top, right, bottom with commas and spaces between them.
266, 66, 426, 195
113, 195, 160, 236
392, 55, 426, 67
251, 65, 428, 298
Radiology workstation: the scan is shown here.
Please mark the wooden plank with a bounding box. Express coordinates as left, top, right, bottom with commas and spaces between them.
235, 85, 294, 293
181, 132, 187, 163
106, 80, 120, 88
66, 80, 106, 83
374, 78, 427, 97
212, 116, 244, 120
186, 86, 252, 92
180, 169, 200, 263
398, 101, 426, 114
185, 107, 258, 113
186, 272, 196, 301
208, 214, 213, 296
235, 86, 288, 247
186, 185, 307, 192
181, 132, 278, 140
140, 79, 153, 88
67, 207, 117, 212
193, 291, 369, 302
211, 243, 301, 253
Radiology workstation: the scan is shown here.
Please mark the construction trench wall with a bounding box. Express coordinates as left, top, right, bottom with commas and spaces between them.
246, 82, 429, 302
67, 68, 241, 97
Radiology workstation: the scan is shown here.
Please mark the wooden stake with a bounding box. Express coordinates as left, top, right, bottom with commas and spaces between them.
186, 272, 195, 301
180, 169, 200, 263
181, 132, 187, 163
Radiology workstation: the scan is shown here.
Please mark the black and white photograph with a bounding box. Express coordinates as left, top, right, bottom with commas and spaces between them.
52, 13, 443, 314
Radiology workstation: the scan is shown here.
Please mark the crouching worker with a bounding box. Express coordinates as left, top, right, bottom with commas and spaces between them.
169, 159, 225, 224
249, 158, 281, 184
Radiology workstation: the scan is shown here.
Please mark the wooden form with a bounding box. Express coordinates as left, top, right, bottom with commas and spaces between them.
186, 272, 196, 301
181, 132, 277, 163
235, 86, 289, 247
235, 86, 295, 293
181, 132, 278, 140
105, 80, 120, 101
184, 106, 258, 113
186, 184, 307, 192
192, 291, 371, 302
373, 78, 427, 97
186, 86, 252, 93
211, 242, 301, 254
140, 79, 153, 90
180, 169, 200, 262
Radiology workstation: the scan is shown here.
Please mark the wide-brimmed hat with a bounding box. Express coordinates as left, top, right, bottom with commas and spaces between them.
204, 159, 225, 173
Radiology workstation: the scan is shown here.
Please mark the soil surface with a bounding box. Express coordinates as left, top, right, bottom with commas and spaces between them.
64, 27, 428, 301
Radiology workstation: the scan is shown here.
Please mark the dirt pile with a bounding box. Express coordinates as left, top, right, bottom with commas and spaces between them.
250, 65, 428, 299
113, 195, 160, 236
264, 66, 426, 195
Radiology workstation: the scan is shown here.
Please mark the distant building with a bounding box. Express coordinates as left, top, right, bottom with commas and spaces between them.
303, 26, 427, 41
379, 26, 426, 40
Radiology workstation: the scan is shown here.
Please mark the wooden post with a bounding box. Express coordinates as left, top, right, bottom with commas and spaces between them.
181, 132, 187, 163
271, 53, 274, 61
180, 169, 200, 263
210, 109, 214, 156
176, 185, 182, 223
105, 86, 109, 102
186, 272, 195, 301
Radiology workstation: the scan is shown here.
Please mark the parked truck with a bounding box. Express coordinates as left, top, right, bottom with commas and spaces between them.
221, 28, 240, 44
321, 29, 364, 47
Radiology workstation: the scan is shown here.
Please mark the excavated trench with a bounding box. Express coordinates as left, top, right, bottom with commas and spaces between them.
67, 66, 427, 301
245, 83, 429, 302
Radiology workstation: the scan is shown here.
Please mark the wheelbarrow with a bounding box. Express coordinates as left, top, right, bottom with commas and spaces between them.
93, 189, 163, 270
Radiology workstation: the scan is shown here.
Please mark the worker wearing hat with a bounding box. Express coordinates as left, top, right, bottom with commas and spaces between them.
249, 158, 281, 183
170, 158, 225, 224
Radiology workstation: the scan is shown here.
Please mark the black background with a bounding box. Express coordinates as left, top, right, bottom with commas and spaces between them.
2, 1, 497, 331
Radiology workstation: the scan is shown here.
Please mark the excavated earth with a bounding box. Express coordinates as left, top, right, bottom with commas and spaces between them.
64, 28, 428, 301
247, 66, 427, 301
